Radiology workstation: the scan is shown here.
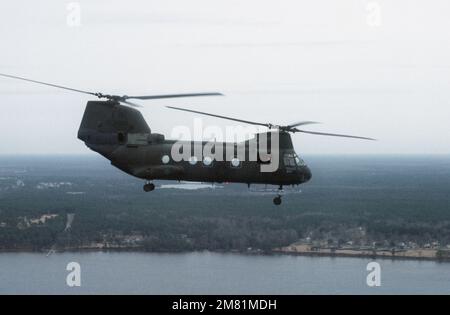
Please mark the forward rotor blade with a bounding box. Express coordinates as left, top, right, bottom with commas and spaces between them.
296, 129, 376, 141
0, 73, 97, 97
120, 100, 143, 108
127, 92, 223, 100
166, 106, 270, 128
287, 121, 321, 128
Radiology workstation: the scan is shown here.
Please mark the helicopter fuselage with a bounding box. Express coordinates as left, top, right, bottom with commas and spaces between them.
90, 138, 311, 186
77, 101, 312, 187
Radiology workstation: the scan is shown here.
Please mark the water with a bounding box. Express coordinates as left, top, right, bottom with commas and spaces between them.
1, 251, 450, 294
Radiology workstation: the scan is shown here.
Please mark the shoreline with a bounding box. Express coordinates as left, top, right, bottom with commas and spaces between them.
1, 246, 450, 263
272, 249, 450, 262
274, 244, 450, 262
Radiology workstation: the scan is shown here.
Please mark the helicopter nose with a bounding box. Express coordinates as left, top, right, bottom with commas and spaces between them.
303, 166, 312, 182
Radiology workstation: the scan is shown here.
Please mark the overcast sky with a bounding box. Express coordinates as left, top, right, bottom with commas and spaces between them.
0, 0, 449, 155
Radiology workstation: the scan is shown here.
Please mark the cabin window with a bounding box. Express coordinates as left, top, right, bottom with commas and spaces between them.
257, 152, 272, 164
189, 156, 198, 165
203, 156, 213, 167
231, 158, 241, 168
161, 155, 170, 164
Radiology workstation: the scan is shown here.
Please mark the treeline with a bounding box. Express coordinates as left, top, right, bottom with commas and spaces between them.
2, 203, 450, 252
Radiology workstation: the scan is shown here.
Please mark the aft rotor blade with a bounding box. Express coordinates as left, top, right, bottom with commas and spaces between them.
287, 121, 321, 128
166, 106, 270, 128
295, 129, 376, 141
0, 73, 97, 97
127, 92, 223, 100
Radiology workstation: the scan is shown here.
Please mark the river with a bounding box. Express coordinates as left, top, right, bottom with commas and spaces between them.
1, 251, 449, 294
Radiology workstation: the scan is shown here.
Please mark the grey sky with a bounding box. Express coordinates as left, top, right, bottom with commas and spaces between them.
0, 0, 449, 154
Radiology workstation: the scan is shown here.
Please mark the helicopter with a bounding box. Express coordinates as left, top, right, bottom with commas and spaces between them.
0, 73, 375, 205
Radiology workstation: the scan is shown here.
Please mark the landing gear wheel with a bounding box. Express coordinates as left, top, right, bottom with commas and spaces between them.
143, 183, 155, 192
273, 196, 282, 206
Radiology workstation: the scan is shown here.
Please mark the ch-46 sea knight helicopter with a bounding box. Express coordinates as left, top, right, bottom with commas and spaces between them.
0, 73, 375, 205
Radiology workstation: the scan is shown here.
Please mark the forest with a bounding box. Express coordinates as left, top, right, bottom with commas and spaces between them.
0, 155, 450, 252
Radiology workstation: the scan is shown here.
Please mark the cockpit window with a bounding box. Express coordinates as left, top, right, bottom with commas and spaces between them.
295, 156, 306, 166
284, 153, 305, 167
283, 153, 296, 167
